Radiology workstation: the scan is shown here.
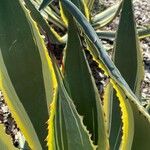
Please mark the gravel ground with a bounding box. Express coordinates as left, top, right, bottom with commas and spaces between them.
0, 0, 150, 148
0, 91, 25, 148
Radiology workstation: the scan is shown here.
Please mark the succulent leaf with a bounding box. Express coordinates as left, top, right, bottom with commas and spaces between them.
109, 0, 144, 148
59, 1, 150, 149
24, 0, 65, 44
96, 27, 150, 41
59, 0, 109, 148
49, 57, 97, 150
0, 0, 56, 149
92, 2, 122, 29
64, 22, 109, 148
114, 0, 144, 97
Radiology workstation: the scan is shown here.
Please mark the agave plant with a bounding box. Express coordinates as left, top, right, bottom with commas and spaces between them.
0, 0, 150, 149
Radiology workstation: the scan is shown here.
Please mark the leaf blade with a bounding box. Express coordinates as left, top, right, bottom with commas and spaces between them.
59, 1, 150, 150
50, 57, 96, 150
0, 0, 56, 149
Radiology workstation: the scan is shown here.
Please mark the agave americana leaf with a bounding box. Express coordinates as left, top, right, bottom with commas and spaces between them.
92, 2, 122, 29
24, 0, 64, 44
64, 22, 109, 149
59, 0, 89, 27
57, 0, 109, 148
60, 0, 150, 149
96, 31, 116, 41
36, 0, 64, 28
114, 0, 144, 100
54, 91, 95, 150
0, 0, 56, 149
36, 0, 61, 18
109, 0, 144, 148
103, 83, 113, 136
109, 91, 122, 150
115, 1, 150, 149
84, 26, 134, 149
96, 27, 150, 41
21, 0, 57, 119
59, 0, 146, 109
33, 0, 66, 30
48, 56, 96, 150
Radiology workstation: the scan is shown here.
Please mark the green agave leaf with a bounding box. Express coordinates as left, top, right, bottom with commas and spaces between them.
109, 92, 122, 150
111, 85, 134, 150
92, 2, 122, 29
59, 1, 150, 149
24, 0, 64, 44
64, 22, 109, 148
96, 27, 150, 41
59, 0, 89, 27
36, 0, 60, 18
33, 0, 66, 30
46, 88, 58, 150
54, 92, 67, 150
114, 0, 144, 97
85, 39, 114, 138
0, 0, 56, 149
96, 31, 116, 41
60, 0, 109, 148
39, 0, 53, 10
0, 125, 18, 150
86, 38, 134, 149
21, 0, 57, 118
54, 92, 95, 150
109, 0, 144, 148
131, 102, 150, 150
59, 0, 145, 109
115, 2, 150, 149
103, 83, 113, 136
49, 57, 96, 150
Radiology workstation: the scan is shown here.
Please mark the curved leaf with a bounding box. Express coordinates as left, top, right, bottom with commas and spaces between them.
59, 1, 150, 149
103, 83, 113, 136
24, 0, 65, 44
96, 27, 150, 41
116, 1, 150, 149
0, 0, 56, 149
49, 57, 96, 150
59, 0, 145, 109
114, 0, 144, 97
92, 2, 122, 29
33, 0, 66, 30
64, 22, 109, 148
109, 0, 144, 148
60, 1, 109, 148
